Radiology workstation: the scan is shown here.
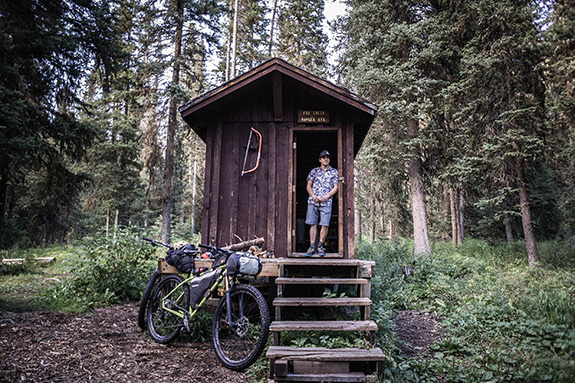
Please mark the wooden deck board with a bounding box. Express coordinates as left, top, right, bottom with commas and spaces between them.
275, 277, 367, 285
270, 320, 377, 332
273, 297, 371, 307
266, 346, 385, 361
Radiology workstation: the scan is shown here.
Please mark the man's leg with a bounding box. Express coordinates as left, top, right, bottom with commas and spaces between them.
305, 204, 319, 256
317, 205, 332, 257
317, 225, 329, 256
319, 225, 329, 243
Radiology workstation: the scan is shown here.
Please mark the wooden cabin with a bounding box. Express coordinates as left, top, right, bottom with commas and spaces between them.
180, 58, 376, 259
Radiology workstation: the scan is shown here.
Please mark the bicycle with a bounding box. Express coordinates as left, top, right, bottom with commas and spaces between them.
137, 238, 180, 330
146, 242, 270, 371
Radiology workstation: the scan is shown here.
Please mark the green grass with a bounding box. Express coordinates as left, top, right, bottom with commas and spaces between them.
357, 238, 575, 383
0, 246, 76, 311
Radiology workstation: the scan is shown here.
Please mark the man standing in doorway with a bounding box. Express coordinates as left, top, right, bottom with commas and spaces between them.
305, 150, 338, 256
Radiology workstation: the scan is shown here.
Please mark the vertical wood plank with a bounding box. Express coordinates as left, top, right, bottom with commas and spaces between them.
267, 124, 277, 254
273, 71, 283, 121
209, 122, 223, 245
229, 123, 240, 244
287, 126, 294, 256
338, 124, 344, 257
345, 121, 356, 259
201, 126, 214, 245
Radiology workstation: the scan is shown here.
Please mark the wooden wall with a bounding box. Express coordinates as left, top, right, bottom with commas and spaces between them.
199, 75, 361, 258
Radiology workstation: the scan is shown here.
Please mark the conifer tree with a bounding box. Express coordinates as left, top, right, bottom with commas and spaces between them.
338, 0, 432, 255
275, 0, 328, 76
0, 0, 117, 246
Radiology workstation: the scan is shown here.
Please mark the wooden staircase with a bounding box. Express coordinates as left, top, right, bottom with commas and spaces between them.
266, 258, 384, 382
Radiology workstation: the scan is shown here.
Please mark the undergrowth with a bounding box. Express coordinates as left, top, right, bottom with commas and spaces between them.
357, 238, 575, 383
39, 226, 158, 311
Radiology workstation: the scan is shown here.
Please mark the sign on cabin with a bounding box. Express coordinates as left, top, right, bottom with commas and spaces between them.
298, 110, 330, 123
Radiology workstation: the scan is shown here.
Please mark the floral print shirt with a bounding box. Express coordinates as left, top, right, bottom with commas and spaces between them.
307, 166, 339, 207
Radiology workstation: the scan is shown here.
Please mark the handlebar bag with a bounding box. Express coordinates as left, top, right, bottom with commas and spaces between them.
189, 269, 218, 308
165, 244, 196, 273
226, 252, 262, 277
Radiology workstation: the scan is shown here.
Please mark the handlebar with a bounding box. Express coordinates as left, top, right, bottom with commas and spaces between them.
142, 237, 173, 249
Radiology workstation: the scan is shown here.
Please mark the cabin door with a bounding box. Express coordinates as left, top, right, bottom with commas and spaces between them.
292, 130, 341, 256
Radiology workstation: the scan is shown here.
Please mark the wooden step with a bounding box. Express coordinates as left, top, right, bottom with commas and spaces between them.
290, 252, 343, 258
274, 372, 367, 382
278, 258, 374, 267
270, 320, 377, 332
276, 277, 367, 285
266, 346, 385, 362
273, 297, 371, 307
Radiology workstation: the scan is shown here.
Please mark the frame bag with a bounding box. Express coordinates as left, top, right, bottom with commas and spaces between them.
189, 269, 218, 308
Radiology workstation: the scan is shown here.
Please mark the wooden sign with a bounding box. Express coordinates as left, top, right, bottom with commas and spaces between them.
298, 110, 330, 123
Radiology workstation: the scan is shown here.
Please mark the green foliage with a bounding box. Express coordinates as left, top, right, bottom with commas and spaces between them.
275, 0, 329, 76
357, 238, 575, 382
40, 226, 156, 311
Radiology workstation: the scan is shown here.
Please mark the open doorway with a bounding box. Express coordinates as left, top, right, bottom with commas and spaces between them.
293, 130, 340, 255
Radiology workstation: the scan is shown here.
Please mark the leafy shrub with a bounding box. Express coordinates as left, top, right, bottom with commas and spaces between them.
41, 226, 157, 310
356, 237, 575, 383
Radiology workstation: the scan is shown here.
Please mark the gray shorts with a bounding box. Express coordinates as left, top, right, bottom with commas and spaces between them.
305, 204, 332, 227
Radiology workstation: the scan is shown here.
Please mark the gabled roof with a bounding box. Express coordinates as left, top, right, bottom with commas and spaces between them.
179, 58, 377, 122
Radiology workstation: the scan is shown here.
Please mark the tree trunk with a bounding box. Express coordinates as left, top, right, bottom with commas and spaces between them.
231, 0, 239, 79
515, 156, 540, 266
388, 218, 394, 241
449, 188, 458, 247
190, 137, 198, 234
161, 0, 183, 244
106, 208, 110, 238
459, 191, 465, 242
369, 184, 375, 243
354, 208, 361, 241
269, 0, 278, 56
407, 119, 431, 255
449, 188, 463, 246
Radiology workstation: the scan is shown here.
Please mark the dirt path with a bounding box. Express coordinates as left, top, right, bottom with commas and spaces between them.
393, 310, 444, 358
0, 302, 443, 383
0, 303, 247, 383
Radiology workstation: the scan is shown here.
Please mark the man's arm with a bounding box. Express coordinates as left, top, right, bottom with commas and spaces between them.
319, 183, 338, 203
307, 179, 320, 203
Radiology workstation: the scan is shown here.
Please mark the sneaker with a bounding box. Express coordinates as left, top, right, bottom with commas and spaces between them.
305, 246, 316, 257
317, 245, 326, 257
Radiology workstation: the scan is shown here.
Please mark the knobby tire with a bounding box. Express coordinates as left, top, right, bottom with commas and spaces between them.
212, 284, 270, 370
138, 270, 160, 330
147, 274, 188, 344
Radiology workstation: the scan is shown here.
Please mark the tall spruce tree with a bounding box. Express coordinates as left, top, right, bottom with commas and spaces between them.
275, 0, 328, 76
339, 0, 432, 255
547, 0, 575, 234
0, 0, 122, 246
459, 0, 547, 265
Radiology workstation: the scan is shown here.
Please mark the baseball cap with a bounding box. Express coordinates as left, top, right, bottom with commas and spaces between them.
319, 150, 330, 157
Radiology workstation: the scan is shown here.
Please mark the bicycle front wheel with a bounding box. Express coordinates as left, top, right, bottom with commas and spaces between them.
138, 270, 160, 330
212, 284, 270, 370
147, 274, 188, 344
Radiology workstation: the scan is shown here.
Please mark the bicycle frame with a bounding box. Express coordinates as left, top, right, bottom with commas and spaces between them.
158, 265, 238, 328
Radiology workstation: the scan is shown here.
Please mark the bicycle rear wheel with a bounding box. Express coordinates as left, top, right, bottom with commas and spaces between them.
147, 274, 188, 344
138, 270, 160, 330
212, 284, 270, 370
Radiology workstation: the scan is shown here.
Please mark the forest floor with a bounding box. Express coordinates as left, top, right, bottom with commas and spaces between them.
0, 303, 443, 383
